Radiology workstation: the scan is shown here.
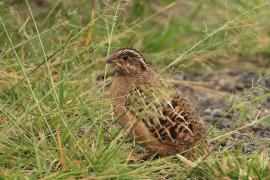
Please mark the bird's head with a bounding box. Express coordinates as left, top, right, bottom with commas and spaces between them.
106, 47, 148, 76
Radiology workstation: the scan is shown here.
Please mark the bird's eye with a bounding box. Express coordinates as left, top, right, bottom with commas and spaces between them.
123, 56, 128, 60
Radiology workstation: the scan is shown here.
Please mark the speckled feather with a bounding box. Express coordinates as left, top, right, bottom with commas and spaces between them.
127, 81, 206, 148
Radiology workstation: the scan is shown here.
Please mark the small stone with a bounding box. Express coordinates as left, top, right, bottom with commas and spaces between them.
203, 115, 213, 123
218, 118, 231, 129
242, 143, 259, 154
204, 108, 211, 115
235, 82, 245, 91
211, 108, 224, 118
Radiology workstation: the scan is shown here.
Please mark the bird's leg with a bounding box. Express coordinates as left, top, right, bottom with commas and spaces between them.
126, 149, 139, 162
125, 150, 157, 162
140, 151, 158, 160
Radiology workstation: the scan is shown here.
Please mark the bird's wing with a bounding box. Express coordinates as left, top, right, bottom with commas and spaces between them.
129, 84, 207, 148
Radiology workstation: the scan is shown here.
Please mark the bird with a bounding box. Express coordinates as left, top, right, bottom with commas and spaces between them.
107, 47, 209, 158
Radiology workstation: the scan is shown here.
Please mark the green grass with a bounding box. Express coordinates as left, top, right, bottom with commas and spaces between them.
0, 0, 270, 179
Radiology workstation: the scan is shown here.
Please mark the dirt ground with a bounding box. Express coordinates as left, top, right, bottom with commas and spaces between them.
172, 69, 270, 153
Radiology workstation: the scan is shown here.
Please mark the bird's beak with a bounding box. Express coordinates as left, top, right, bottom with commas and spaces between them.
106, 57, 113, 64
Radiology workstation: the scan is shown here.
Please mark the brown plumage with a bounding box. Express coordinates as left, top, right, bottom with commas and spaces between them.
108, 47, 209, 157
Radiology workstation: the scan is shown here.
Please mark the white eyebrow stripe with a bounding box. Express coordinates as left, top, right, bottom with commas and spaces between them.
124, 49, 141, 57
116, 48, 148, 69
125, 50, 147, 68
139, 57, 148, 69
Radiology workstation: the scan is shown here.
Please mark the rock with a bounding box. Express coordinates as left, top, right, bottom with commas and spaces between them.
204, 108, 211, 115
262, 97, 270, 109
235, 81, 245, 91
203, 115, 213, 123
242, 143, 259, 154
211, 108, 224, 118
217, 118, 231, 129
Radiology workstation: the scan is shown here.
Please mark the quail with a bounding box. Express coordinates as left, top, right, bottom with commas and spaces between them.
107, 47, 209, 157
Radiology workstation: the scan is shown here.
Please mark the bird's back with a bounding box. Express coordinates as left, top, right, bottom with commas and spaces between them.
127, 79, 209, 155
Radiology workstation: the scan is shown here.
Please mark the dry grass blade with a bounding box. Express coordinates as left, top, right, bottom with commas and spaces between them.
176, 154, 197, 168
84, 1, 96, 47
55, 127, 66, 169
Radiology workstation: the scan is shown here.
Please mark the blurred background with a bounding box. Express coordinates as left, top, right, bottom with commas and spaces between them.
0, 0, 270, 179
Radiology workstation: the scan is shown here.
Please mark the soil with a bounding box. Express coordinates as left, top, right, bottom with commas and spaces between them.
172, 69, 270, 153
